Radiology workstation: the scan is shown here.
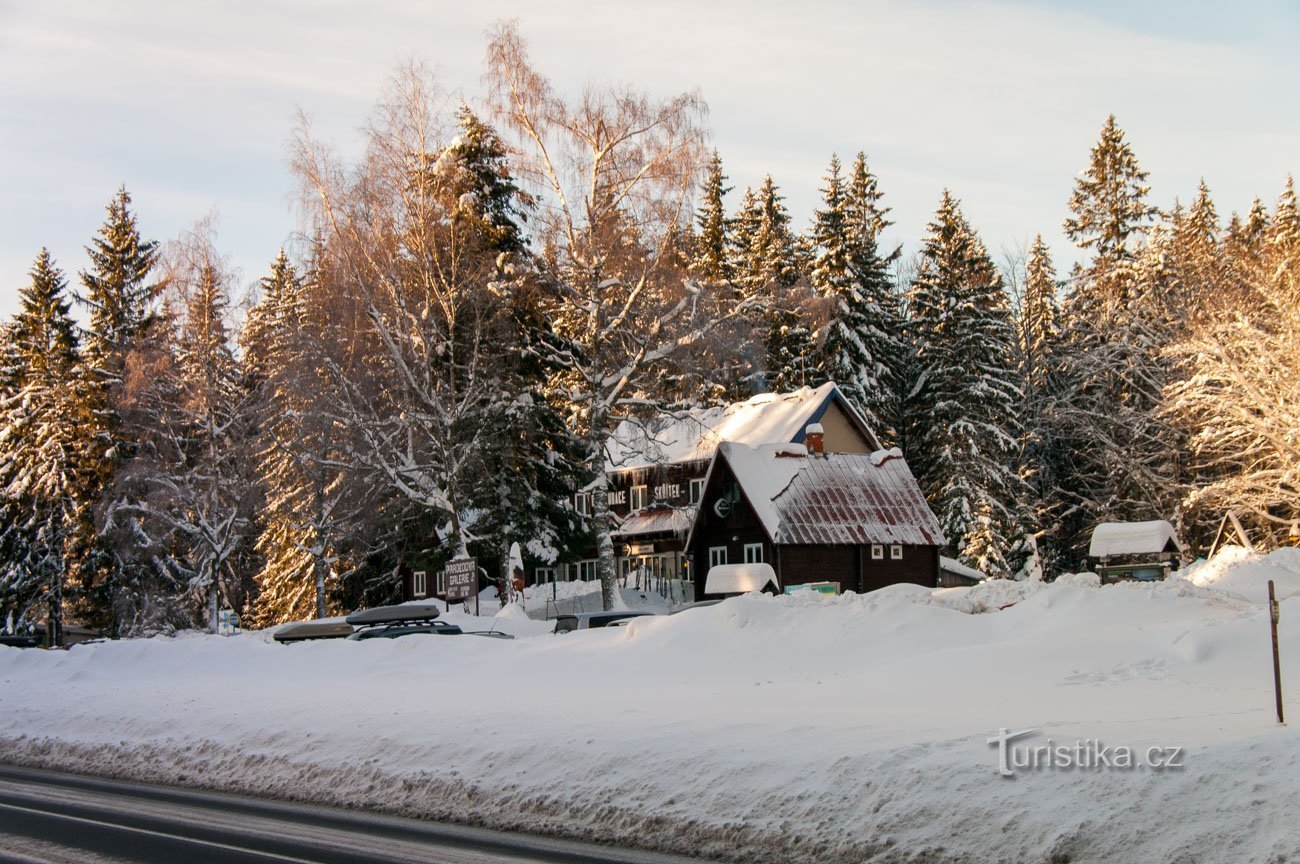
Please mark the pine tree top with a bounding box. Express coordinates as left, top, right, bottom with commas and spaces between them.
79, 186, 162, 372
1063, 115, 1156, 265
690, 150, 732, 281
14, 248, 80, 384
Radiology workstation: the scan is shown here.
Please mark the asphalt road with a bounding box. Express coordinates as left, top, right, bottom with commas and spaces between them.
0, 765, 707, 864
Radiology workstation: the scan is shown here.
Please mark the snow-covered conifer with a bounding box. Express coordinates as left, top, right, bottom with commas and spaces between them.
907, 191, 1027, 576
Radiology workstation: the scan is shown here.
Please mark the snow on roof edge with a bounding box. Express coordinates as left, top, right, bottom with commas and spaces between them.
1089, 520, 1183, 558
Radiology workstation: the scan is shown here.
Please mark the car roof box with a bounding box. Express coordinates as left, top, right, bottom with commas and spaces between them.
345, 603, 442, 626
273, 620, 356, 643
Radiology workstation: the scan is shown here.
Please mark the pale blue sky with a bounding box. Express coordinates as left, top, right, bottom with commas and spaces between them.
2, 0, 1296, 317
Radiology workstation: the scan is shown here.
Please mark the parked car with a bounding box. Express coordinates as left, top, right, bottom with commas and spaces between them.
552, 610, 659, 634
348, 620, 464, 640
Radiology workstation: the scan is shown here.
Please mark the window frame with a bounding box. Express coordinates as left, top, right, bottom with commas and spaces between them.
890, 544, 903, 560
412, 570, 427, 598
871, 544, 884, 560
436, 569, 447, 595
689, 478, 706, 504
708, 546, 728, 568
743, 543, 764, 564
629, 484, 648, 511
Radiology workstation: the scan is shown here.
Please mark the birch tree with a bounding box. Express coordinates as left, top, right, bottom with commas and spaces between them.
293, 65, 536, 589
486, 21, 754, 609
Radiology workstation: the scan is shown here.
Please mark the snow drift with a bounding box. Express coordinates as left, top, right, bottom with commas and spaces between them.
2, 548, 1298, 863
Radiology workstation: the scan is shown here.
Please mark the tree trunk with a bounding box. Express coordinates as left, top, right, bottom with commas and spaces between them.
313, 554, 328, 619
583, 427, 615, 611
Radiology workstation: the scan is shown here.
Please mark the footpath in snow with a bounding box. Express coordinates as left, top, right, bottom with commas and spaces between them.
2, 547, 1298, 863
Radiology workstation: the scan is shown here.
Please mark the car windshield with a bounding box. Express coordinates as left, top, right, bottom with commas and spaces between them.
553, 616, 578, 634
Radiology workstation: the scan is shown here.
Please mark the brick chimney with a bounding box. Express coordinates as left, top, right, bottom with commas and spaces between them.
804, 423, 824, 456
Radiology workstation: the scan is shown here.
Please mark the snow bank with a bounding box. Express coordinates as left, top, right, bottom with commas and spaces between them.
928, 577, 1044, 613
1178, 545, 1300, 604
3, 547, 1298, 863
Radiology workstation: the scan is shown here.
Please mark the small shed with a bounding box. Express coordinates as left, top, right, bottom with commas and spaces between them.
938, 556, 984, 587
1088, 520, 1184, 583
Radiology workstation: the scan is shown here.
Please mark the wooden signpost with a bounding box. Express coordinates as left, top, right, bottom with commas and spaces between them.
445, 558, 477, 614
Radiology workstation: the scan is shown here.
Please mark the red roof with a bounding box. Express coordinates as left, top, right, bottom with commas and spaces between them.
773, 451, 945, 546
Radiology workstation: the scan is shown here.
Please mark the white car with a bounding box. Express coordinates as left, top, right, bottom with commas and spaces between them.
552, 610, 659, 634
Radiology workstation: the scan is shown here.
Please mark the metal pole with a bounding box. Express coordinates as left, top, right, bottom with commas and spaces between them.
1269, 580, 1284, 725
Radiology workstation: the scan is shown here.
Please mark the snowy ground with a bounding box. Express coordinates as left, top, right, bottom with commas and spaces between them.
3, 547, 1298, 863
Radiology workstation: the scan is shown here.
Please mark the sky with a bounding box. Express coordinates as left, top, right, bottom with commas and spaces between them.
1, 0, 1297, 318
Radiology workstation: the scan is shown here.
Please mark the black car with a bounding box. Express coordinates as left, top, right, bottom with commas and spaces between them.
348, 620, 464, 640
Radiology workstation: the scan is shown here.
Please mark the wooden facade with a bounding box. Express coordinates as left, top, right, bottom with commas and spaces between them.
687, 444, 943, 601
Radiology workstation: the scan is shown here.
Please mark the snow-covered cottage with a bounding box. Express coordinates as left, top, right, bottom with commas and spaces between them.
1088, 520, 1184, 582
686, 438, 946, 600
545, 383, 881, 586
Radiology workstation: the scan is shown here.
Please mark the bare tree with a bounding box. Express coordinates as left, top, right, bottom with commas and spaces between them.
291, 65, 526, 564
485, 21, 755, 609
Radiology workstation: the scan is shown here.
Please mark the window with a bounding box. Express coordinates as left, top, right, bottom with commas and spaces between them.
890, 545, 903, 560
709, 546, 728, 568
689, 478, 706, 504
412, 571, 427, 598
575, 559, 598, 581
630, 485, 648, 511
436, 569, 447, 595
743, 543, 764, 564
535, 567, 555, 583
871, 544, 884, 560
574, 492, 590, 515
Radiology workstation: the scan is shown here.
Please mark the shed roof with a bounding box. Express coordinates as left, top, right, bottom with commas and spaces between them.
1088, 521, 1183, 558
604, 382, 879, 471
939, 556, 985, 582
691, 443, 946, 548
703, 563, 777, 595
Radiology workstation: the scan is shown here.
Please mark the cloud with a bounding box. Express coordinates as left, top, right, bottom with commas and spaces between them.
0, 0, 1295, 316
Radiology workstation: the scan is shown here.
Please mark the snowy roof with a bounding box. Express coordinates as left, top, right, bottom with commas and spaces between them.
703, 563, 777, 595
939, 556, 984, 582
1089, 521, 1183, 558
613, 507, 695, 539
604, 382, 876, 472
691, 444, 946, 548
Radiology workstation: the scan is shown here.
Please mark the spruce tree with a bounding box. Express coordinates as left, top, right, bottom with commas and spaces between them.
1017, 235, 1063, 571
245, 250, 348, 624
809, 152, 904, 442
1062, 115, 1157, 308
691, 150, 732, 282
907, 192, 1027, 576
1053, 118, 1181, 559
0, 250, 89, 643
75, 188, 163, 630
1020, 236, 1059, 399
80, 188, 163, 377
738, 175, 812, 392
